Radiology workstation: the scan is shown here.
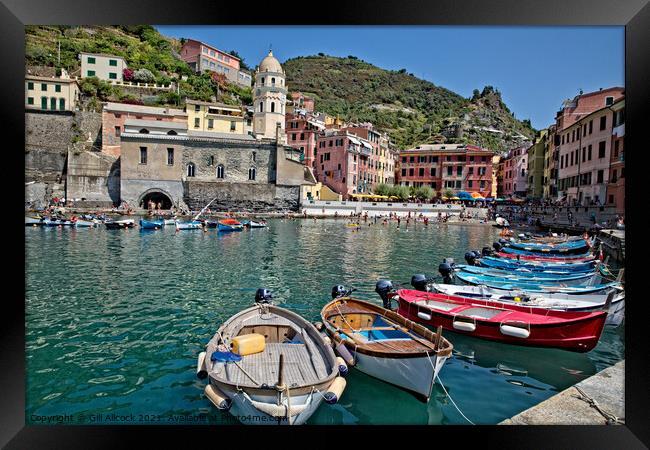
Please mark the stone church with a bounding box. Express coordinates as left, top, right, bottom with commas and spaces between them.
118, 50, 313, 212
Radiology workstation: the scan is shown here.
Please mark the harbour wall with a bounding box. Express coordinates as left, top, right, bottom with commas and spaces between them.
300, 200, 490, 218
500, 360, 624, 425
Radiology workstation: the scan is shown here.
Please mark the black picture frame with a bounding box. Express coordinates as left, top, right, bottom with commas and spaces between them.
3, 0, 648, 447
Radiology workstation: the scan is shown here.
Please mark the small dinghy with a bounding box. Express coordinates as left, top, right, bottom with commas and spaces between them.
494, 217, 510, 228
246, 220, 268, 228
105, 219, 135, 229
175, 220, 203, 230
25, 216, 45, 226
391, 288, 609, 352
320, 285, 453, 401
198, 289, 345, 425
162, 218, 177, 226
218, 219, 243, 232
139, 219, 164, 229
73, 219, 98, 228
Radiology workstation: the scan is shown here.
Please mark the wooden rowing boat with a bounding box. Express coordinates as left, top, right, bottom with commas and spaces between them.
104, 219, 135, 229
218, 219, 243, 232
394, 289, 608, 352
321, 290, 453, 401
198, 290, 344, 425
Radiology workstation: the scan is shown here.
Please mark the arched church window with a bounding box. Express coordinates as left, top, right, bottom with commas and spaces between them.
259, 102, 264, 112
216, 165, 224, 179
271, 102, 275, 113
249, 167, 256, 181
187, 163, 195, 177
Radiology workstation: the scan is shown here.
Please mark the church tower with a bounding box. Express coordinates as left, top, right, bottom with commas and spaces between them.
253, 50, 286, 143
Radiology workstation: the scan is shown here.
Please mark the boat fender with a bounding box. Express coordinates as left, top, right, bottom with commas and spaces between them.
452, 320, 476, 332
500, 324, 530, 339
335, 342, 355, 367
324, 377, 347, 405
204, 384, 231, 410
417, 311, 432, 321
196, 351, 208, 379
336, 356, 349, 377
319, 331, 332, 347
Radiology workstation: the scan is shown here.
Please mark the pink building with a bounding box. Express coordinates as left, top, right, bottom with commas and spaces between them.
101, 102, 187, 157
316, 129, 380, 198
607, 99, 625, 213
290, 92, 315, 112
285, 112, 324, 174
500, 145, 530, 197
179, 39, 251, 87
556, 89, 625, 205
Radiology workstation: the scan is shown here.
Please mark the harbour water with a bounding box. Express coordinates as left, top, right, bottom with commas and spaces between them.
25, 219, 624, 425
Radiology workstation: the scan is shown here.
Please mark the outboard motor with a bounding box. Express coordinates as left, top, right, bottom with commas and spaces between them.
464, 251, 478, 266
331, 285, 347, 299
411, 274, 428, 292
499, 238, 508, 245
438, 262, 455, 284
255, 288, 273, 304
493, 241, 502, 251
375, 279, 395, 309
482, 246, 493, 257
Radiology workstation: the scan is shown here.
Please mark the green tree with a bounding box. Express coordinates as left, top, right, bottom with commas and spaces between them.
415, 186, 434, 201
443, 188, 455, 199
374, 183, 390, 196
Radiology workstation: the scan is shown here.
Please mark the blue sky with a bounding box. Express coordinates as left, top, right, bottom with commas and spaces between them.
156, 26, 624, 130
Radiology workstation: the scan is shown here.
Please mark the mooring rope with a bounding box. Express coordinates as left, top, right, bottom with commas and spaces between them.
436, 374, 475, 425
572, 386, 624, 425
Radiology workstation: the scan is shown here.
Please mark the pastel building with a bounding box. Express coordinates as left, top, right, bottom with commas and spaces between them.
180, 39, 252, 87
80, 52, 127, 81
185, 99, 247, 135
25, 73, 79, 112
316, 129, 380, 197
288, 92, 315, 113
607, 99, 625, 213
526, 130, 547, 199
556, 89, 625, 205
285, 111, 324, 172
397, 144, 494, 196
544, 124, 559, 199
501, 145, 529, 197
101, 102, 187, 157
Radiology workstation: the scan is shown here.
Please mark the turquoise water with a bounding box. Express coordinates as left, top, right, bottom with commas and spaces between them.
25, 219, 624, 425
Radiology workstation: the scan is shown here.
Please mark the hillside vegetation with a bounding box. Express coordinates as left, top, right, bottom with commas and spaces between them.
25, 25, 252, 109
283, 55, 536, 151
25, 26, 535, 153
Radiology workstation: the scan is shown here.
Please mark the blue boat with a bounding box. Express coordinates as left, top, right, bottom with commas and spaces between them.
500, 247, 593, 259
217, 219, 243, 232
176, 221, 204, 230
506, 239, 590, 255
477, 256, 596, 273
140, 219, 164, 229
457, 265, 596, 284
454, 271, 618, 294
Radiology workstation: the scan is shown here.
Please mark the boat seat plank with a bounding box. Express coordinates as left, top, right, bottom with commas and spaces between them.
223, 343, 328, 387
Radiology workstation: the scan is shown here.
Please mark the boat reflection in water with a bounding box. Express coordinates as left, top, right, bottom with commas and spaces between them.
438, 329, 598, 391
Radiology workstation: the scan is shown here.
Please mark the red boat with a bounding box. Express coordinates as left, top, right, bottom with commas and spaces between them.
393, 289, 608, 353
495, 251, 596, 263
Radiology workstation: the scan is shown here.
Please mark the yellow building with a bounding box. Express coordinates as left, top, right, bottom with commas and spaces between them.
491, 155, 500, 198
25, 73, 79, 112
185, 99, 247, 135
